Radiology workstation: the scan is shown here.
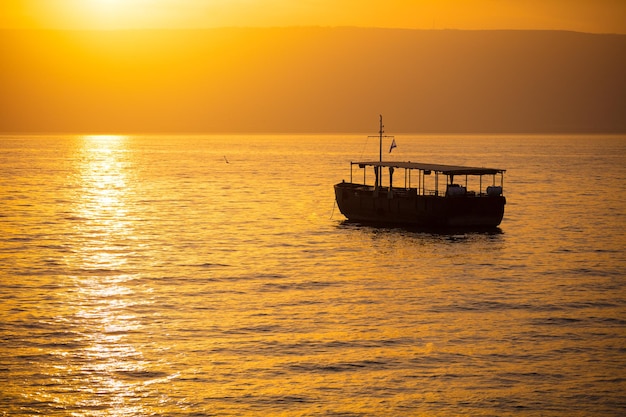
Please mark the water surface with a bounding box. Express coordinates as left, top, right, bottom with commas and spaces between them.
1, 134, 625, 416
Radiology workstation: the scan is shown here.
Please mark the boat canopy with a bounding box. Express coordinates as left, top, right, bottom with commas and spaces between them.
354, 161, 505, 176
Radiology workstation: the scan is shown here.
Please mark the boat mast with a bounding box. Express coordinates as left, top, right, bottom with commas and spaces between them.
379, 114, 383, 163
367, 115, 392, 189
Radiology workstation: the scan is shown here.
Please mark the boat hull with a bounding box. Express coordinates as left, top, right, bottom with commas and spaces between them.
334, 182, 506, 228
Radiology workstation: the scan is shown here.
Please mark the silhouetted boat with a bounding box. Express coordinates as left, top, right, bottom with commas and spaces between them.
334, 116, 506, 228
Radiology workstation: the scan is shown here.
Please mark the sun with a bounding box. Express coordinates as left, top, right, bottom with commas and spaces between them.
91, 0, 125, 7
80, 0, 148, 29
75, 0, 198, 30
88, 0, 129, 14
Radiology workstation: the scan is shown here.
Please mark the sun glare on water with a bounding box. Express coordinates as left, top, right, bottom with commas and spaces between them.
84, 134, 126, 143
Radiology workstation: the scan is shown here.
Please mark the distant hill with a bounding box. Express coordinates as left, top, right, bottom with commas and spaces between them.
1, 28, 625, 133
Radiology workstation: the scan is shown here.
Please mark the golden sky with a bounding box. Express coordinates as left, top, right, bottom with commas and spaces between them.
1, 1, 625, 134
1, 0, 625, 33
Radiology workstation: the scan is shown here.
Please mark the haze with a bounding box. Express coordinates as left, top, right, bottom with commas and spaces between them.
1, 1, 625, 133
3, 0, 626, 33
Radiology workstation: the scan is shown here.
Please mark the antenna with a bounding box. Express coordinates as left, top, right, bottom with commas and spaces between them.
368, 115, 394, 162
379, 114, 383, 162
367, 115, 394, 187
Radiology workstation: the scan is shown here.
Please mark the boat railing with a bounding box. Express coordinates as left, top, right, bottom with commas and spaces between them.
339, 181, 502, 198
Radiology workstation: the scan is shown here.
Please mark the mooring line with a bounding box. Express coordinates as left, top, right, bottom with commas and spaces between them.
329, 200, 337, 220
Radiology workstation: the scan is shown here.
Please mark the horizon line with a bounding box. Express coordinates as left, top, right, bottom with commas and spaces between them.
1, 26, 625, 36
3, 131, 625, 137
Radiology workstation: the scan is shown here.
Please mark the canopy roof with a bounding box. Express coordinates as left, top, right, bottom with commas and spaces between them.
354, 161, 505, 176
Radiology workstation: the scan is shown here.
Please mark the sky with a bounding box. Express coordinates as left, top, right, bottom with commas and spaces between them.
1, 1, 625, 133
1, 0, 625, 33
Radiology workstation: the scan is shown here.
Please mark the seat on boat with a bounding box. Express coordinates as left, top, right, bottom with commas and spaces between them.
487, 186, 503, 196
446, 184, 466, 196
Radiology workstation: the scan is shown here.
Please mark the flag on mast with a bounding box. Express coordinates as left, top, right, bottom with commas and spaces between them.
389, 138, 397, 153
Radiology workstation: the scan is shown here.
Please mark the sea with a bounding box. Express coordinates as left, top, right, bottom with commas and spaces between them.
1, 134, 625, 416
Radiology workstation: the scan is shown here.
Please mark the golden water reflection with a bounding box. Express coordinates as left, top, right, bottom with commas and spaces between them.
75, 135, 130, 236
3, 134, 625, 415
62, 135, 159, 415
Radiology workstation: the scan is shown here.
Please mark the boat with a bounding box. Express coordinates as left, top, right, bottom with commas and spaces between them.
334, 116, 506, 228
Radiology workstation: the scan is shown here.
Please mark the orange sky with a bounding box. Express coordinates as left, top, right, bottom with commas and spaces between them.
1, 0, 625, 33
1, 1, 625, 134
